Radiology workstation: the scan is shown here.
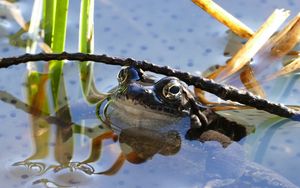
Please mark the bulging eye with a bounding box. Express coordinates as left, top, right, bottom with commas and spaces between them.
117, 67, 142, 84
162, 80, 182, 100
117, 68, 128, 84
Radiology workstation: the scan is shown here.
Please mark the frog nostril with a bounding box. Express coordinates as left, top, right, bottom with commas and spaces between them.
145, 89, 152, 94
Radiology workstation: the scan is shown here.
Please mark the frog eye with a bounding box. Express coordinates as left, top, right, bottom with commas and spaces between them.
117, 68, 128, 84
162, 80, 182, 100
118, 67, 143, 84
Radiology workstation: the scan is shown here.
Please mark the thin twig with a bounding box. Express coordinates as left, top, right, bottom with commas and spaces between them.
1, 52, 300, 120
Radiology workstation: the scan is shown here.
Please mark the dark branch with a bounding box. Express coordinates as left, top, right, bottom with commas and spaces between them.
1, 52, 299, 120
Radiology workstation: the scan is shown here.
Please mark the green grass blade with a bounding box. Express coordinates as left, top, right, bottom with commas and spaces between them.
47, 0, 74, 164
51, 0, 69, 53
42, 0, 54, 45
79, 0, 94, 53
48, 0, 69, 107
79, 0, 102, 103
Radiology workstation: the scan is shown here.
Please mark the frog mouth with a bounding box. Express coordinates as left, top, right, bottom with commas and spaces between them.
112, 96, 183, 116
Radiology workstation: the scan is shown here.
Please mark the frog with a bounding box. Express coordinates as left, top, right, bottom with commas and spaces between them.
106, 66, 209, 129
103, 66, 246, 146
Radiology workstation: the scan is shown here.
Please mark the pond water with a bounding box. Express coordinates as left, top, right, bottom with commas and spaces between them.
0, 0, 300, 187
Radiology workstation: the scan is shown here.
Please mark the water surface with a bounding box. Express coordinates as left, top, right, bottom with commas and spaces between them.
0, 0, 300, 187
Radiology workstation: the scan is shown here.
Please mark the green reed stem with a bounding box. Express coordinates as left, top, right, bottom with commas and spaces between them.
49, 0, 69, 106
79, 0, 100, 103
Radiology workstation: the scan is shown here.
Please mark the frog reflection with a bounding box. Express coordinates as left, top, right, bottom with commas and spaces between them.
117, 128, 181, 164
74, 125, 183, 175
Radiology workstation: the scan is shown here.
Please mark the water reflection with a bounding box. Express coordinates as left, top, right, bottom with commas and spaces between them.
0, 72, 299, 187
32, 178, 72, 188
3, 88, 182, 176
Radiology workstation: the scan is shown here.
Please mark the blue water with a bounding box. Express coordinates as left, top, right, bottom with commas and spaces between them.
0, 0, 300, 187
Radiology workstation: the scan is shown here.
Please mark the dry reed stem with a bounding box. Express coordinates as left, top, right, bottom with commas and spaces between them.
270, 57, 300, 79
271, 13, 300, 57
219, 9, 290, 80
287, 51, 300, 56
240, 65, 266, 98
192, 0, 254, 38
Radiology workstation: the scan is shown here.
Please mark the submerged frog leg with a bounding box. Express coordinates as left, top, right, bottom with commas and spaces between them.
94, 153, 126, 176
81, 130, 117, 164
